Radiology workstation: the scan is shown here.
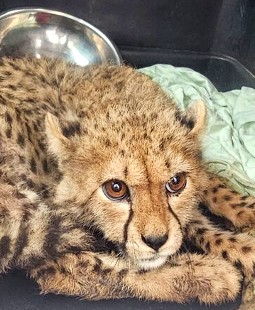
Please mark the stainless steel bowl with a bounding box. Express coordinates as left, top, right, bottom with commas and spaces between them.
0, 8, 122, 66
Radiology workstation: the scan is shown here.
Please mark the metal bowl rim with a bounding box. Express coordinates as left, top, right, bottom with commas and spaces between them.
0, 7, 122, 64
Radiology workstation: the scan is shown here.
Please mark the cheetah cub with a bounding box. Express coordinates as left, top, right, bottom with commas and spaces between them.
0, 57, 254, 304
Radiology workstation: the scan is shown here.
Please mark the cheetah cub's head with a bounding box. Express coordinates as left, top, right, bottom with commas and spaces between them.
45, 67, 208, 270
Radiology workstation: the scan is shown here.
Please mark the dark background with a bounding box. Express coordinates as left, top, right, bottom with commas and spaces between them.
0, 0, 254, 309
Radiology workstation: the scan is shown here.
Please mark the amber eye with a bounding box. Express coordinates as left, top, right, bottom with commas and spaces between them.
102, 179, 129, 201
165, 172, 187, 194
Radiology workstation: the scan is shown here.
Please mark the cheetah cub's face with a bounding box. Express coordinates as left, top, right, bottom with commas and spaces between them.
46, 85, 207, 270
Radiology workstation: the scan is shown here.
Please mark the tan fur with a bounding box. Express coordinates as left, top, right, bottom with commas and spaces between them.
0, 57, 254, 304
205, 174, 255, 228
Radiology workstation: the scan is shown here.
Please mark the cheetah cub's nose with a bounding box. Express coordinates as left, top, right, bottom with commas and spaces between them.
141, 234, 168, 251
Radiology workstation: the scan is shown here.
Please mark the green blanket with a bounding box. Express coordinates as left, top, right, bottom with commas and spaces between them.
139, 65, 255, 196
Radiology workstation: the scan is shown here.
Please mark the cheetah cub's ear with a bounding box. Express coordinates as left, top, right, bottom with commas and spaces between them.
186, 100, 206, 137
45, 113, 74, 161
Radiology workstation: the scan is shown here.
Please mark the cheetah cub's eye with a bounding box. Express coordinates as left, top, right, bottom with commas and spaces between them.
165, 172, 187, 194
102, 179, 130, 201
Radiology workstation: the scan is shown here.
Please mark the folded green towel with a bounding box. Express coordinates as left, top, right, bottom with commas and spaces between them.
139, 65, 255, 196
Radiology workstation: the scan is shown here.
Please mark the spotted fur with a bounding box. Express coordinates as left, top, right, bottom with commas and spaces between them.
0, 57, 254, 304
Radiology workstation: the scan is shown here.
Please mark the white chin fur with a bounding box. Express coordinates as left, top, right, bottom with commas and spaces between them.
137, 255, 168, 270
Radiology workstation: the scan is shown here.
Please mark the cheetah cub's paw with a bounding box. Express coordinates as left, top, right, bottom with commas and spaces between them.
172, 254, 242, 304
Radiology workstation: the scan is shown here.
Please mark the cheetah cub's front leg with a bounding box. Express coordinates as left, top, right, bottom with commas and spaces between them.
30, 251, 241, 304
